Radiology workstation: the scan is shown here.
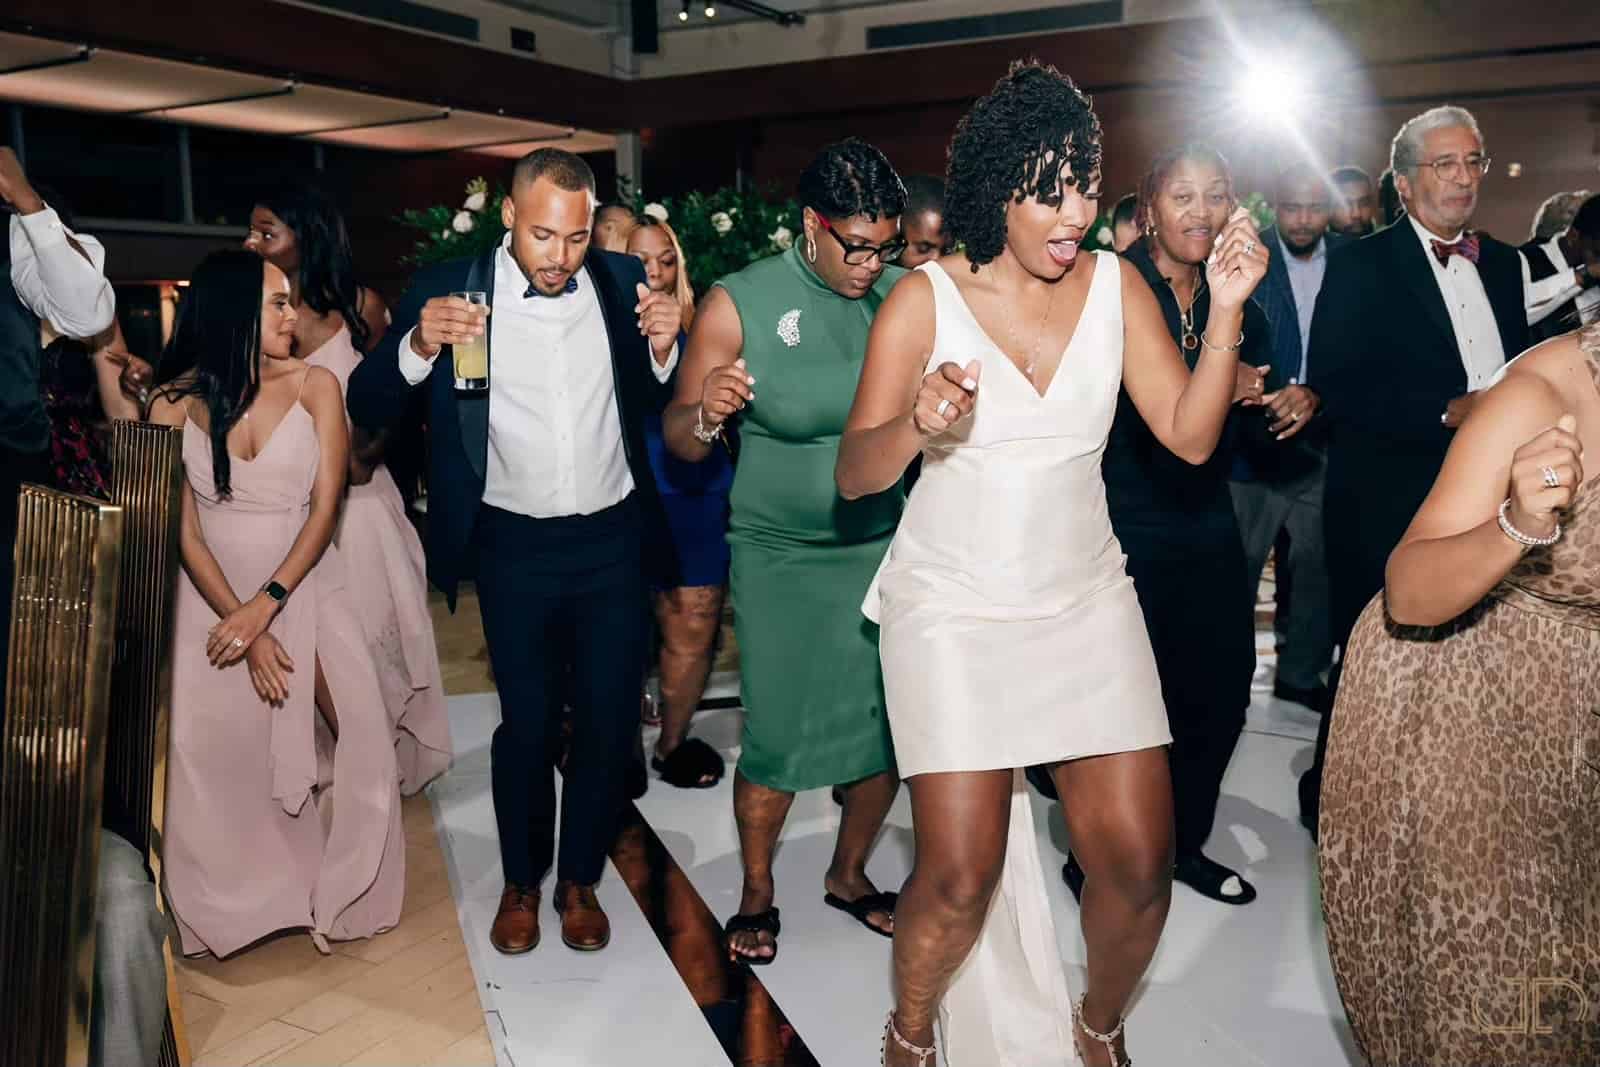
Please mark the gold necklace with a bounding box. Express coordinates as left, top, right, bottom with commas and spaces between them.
998, 261, 1059, 380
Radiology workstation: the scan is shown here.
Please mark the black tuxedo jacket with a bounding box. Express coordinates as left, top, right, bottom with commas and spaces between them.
347, 246, 677, 609
1307, 217, 1529, 641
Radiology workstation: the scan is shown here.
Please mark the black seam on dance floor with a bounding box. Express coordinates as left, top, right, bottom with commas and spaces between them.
608, 799, 821, 1067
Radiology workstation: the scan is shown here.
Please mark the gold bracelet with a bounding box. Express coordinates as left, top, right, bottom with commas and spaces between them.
1199, 330, 1244, 352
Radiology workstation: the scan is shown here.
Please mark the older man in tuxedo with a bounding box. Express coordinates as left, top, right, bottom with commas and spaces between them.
1299, 105, 1530, 834
348, 148, 680, 954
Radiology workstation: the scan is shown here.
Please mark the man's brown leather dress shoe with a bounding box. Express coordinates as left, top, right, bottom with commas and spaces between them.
490, 884, 540, 955
554, 881, 610, 951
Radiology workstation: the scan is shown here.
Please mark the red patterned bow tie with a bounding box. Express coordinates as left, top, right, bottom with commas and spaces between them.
1430, 233, 1480, 266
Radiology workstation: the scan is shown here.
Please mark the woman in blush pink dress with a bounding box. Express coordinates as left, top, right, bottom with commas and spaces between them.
246, 181, 451, 793
152, 250, 404, 957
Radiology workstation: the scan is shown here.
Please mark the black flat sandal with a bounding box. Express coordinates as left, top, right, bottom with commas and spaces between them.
824, 890, 897, 938
651, 736, 725, 789
1173, 852, 1257, 905
724, 907, 781, 966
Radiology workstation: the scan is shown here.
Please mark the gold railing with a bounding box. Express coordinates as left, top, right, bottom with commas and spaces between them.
0, 485, 124, 1067
105, 420, 191, 1067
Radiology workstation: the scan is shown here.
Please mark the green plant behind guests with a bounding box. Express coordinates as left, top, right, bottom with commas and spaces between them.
399, 178, 1275, 278
626, 182, 801, 298
400, 177, 801, 295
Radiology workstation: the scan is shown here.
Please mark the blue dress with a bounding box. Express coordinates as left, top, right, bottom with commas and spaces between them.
646, 331, 734, 588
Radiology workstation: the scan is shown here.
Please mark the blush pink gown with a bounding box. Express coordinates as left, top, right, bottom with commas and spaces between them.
306, 327, 452, 794
164, 381, 405, 957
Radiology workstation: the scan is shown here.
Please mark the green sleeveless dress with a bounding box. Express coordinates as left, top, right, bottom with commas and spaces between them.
717, 247, 905, 791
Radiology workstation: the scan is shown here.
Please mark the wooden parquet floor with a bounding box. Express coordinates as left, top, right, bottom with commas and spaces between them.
175, 788, 493, 1066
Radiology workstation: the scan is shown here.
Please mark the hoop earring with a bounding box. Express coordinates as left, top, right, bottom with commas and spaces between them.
805, 235, 818, 263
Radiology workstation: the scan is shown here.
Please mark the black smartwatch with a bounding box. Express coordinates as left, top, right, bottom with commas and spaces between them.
261, 580, 288, 605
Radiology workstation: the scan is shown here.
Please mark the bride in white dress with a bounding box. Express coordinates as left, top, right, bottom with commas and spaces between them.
837, 62, 1268, 1066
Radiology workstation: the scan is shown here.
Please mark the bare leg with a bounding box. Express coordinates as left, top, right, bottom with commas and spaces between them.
825, 770, 900, 934
653, 585, 724, 765
313, 654, 339, 739
1052, 748, 1174, 1066
728, 769, 795, 962
886, 769, 1014, 1065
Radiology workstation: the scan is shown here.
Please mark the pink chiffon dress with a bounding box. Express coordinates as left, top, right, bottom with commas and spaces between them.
164, 376, 405, 957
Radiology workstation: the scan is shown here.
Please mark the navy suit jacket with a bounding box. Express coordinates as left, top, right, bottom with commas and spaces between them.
347, 246, 677, 609
1254, 227, 1351, 392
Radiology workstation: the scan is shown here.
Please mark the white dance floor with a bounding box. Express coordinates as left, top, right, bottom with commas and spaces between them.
428, 658, 1362, 1067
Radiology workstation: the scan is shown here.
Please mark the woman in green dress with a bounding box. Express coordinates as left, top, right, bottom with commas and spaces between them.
663, 139, 909, 964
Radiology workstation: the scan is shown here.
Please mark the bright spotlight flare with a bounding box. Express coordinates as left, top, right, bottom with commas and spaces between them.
1236, 59, 1309, 126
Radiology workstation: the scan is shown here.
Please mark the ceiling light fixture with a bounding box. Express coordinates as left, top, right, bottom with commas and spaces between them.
705, 4, 717, 16
713, 0, 804, 26
678, 1, 690, 22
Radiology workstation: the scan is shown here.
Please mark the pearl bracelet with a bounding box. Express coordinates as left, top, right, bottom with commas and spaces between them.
692, 407, 724, 445
1497, 498, 1561, 548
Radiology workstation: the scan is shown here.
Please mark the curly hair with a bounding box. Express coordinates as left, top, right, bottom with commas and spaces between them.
944, 60, 1103, 269
1133, 143, 1233, 234
796, 138, 906, 222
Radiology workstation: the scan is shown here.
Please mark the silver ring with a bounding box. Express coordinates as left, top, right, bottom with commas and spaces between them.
936, 398, 952, 418
231, 637, 244, 649
1542, 465, 1561, 489
1243, 240, 1257, 256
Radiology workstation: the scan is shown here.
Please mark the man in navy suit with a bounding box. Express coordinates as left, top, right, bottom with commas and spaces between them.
1230, 164, 1349, 716
1299, 106, 1530, 835
348, 148, 681, 955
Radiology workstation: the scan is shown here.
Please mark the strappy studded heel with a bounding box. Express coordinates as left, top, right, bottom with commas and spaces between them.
880, 1012, 937, 1067
1073, 994, 1131, 1066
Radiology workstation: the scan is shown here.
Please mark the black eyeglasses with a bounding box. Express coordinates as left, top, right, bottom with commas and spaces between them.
816, 214, 908, 266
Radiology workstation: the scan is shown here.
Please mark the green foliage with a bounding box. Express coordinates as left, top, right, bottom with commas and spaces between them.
400, 177, 1277, 278
398, 176, 801, 293
627, 179, 801, 296
398, 177, 508, 266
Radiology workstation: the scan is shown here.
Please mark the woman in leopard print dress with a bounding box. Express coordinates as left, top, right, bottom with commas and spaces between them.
1321, 323, 1600, 1065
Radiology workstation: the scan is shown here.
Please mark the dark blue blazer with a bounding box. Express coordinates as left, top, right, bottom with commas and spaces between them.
347, 246, 677, 609
1254, 227, 1351, 392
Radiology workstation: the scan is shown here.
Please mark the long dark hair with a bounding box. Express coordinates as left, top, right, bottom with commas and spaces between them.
158, 250, 265, 499
256, 180, 369, 350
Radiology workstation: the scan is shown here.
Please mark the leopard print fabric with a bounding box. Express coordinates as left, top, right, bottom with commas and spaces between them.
1319, 325, 1600, 1065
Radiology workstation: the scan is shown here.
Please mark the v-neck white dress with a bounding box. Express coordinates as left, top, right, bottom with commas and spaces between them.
863, 252, 1170, 1064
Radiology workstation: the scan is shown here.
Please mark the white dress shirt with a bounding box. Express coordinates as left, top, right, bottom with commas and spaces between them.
8, 205, 116, 338
1407, 215, 1506, 390
1276, 231, 1327, 381
1520, 236, 1585, 327
397, 239, 677, 519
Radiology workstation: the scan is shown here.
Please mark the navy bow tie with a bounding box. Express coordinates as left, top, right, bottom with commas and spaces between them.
526, 277, 579, 298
